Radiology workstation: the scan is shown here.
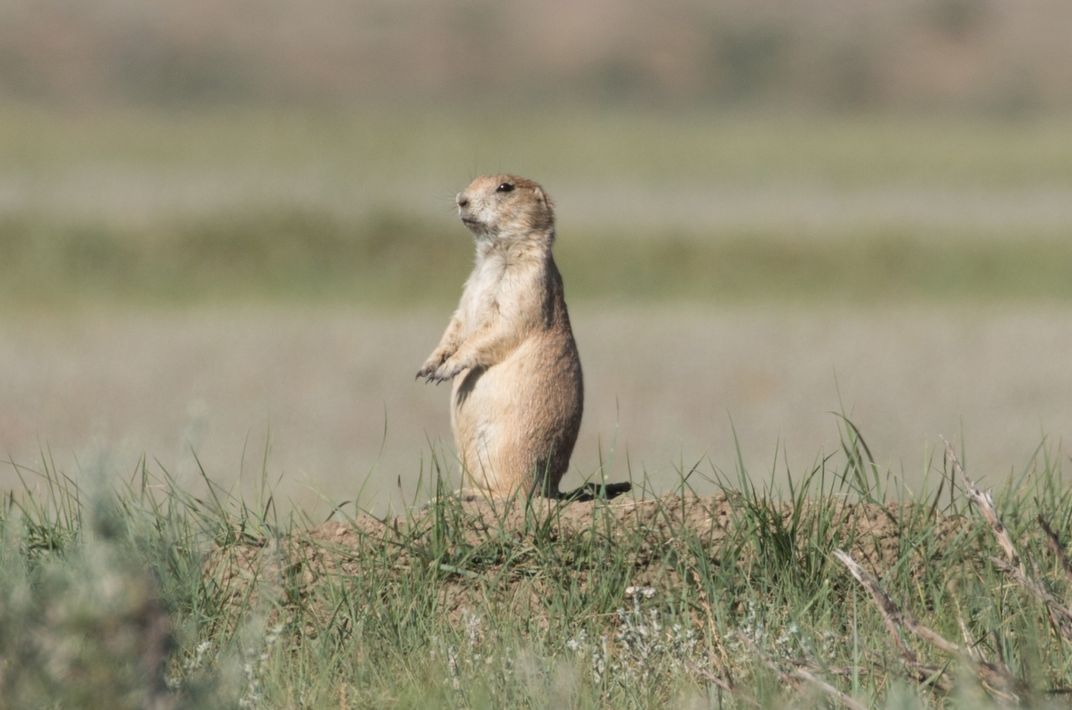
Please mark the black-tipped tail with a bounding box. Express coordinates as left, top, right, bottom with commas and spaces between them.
558, 481, 632, 502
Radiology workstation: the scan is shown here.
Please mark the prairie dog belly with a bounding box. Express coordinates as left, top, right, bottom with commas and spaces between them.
452, 334, 583, 494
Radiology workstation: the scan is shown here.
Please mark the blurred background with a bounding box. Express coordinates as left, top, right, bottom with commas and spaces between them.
2, 0, 1071, 514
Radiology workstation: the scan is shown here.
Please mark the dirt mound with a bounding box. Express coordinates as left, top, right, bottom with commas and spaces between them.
203, 493, 967, 632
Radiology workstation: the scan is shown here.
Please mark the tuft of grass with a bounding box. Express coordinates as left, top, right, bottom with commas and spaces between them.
2, 428, 1072, 707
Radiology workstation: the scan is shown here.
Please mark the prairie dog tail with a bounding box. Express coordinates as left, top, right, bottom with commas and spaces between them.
556, 481, 632, 502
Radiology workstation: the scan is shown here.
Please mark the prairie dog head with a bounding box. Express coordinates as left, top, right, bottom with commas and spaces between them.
456, 174, 555, 243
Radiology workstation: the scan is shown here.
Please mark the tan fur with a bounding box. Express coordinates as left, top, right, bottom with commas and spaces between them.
417, 175, 583, 497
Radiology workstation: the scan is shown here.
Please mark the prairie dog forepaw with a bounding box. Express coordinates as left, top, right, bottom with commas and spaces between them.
416, 351, 450, 382
428, 357, 469, 384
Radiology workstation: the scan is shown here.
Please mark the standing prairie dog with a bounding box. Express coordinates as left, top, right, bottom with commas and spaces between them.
416, 174, 584, 498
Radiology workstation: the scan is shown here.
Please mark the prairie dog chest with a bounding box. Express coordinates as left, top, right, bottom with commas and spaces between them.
460, 252, 526, 331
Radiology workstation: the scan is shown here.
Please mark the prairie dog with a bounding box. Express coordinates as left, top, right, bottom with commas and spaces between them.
416, 175, 583, 497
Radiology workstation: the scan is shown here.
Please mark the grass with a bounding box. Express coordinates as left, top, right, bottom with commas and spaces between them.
3, 430, 1072, 708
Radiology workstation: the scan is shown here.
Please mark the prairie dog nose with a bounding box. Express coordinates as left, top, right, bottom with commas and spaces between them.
456, 193, 469, 208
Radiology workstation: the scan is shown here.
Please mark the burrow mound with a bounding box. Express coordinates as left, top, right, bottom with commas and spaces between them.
204, 493, 968, 629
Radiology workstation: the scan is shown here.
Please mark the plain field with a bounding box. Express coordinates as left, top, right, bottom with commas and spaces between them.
4, 304, 1069, 516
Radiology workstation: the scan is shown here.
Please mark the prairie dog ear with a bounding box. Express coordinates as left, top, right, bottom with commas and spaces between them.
533, 186, 553, 209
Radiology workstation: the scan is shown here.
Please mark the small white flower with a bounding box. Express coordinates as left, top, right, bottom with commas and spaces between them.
566, 629, 587, 652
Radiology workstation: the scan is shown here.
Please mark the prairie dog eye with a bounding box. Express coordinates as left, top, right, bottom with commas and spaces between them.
495, 182, 515, 193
